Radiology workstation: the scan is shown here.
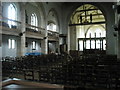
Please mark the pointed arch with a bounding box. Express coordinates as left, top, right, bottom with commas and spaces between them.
47, 8, 59, 32
25, 2, 46, 29
37, 2, 46, 28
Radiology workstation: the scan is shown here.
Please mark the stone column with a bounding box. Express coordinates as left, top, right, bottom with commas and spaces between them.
69, 26, 76, 50
118, 31, 120, 59
0, 1, 2, 54
55, 41, 59, 53
41, 27, 48, 54
67, 26, 70, 53
0, 1, 2, 88
116, 2, 120, 59
20, 4, 26, 56
118, 14, 120, 59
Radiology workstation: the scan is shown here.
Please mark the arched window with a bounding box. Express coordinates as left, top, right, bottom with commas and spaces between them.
8, 4, 17, 28
47, 22, 56, 32
78, 25, 106, 51
31, 13, 38, 31
70, 4, 106, 51
85, 25, 106, 50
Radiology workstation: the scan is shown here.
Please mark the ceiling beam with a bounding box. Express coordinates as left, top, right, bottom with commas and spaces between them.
75, 9, 98, 13
69, 21, 106, 26
80, 13, 103, 17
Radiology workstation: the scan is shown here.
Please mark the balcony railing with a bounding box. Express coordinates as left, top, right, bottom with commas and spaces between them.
48, 30, 59, 39
1, 17, 21, 30
0, 16, 45, 36
1, 17, 59, 39
26, 23, 45, 35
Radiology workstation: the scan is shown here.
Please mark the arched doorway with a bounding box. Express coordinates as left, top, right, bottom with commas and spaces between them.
47, 9, 59, 54
69, 4, 106, 54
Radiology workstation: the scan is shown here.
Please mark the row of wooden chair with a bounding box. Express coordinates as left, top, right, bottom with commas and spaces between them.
2, 54, 120, 89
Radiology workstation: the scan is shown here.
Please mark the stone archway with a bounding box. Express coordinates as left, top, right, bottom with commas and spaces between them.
68, 4, 106, 52
65, 2, 115, 55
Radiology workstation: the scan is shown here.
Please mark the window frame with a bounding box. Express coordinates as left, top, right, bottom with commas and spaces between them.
8, 39, 15, 49
8, 3, 17, 28
47, 22, 57, 32
32, 41, 36, 50
31, 13, 38, 31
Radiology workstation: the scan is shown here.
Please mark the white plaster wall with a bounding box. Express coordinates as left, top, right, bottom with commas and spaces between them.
70, 26, 77, 50
26, 38, 41, 53
2, 35, 19, 57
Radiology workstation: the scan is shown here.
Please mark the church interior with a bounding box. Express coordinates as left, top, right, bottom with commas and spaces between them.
1, 1, 120, 90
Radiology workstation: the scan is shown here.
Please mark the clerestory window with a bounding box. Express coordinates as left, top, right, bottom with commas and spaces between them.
8, 4, 17, 28
31, 13, 38, 31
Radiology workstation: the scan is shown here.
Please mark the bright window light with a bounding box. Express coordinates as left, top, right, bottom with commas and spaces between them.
103, 39, 106, 50
91, 40, 95, 49
31, 13, 38, 31
8, 39, 11, 49
32, 41, 36, 50
96, 40, 100, 49
79, 40, 83, 51
8, 4, 16, 28
12, 39, 15, 49
8, 39, 15, 49
86, 40, 90, 49
53, 25, 56, 31
47, 23, 56, 31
